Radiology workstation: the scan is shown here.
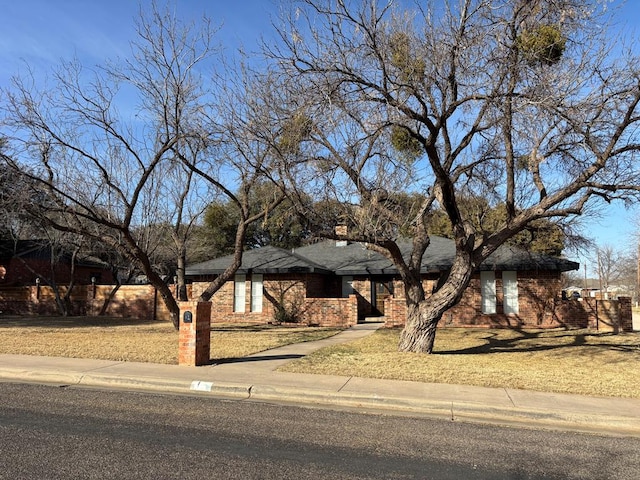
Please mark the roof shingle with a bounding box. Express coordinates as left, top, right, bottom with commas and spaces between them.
186, 236, 579, 276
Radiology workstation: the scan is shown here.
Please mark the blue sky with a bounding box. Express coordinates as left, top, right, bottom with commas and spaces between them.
0, 0, 275, 74
1, 0, 639, 264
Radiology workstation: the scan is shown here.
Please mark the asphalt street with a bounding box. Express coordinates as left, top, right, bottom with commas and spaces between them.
2, 383, 640, 479
1, 322, 639, 437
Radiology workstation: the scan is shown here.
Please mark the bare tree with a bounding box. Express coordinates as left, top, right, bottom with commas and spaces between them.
595, 241, 639, 301
0, 4, 281, 327
616, 247, 638, 301
179, 65, 288, 302
595, 245, 616, 297
265, 0, 640, 352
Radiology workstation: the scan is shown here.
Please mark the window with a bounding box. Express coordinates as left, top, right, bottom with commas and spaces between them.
234, 274, 246, 313
481, 271, 496, 314
502, 271, 519, 315
341, 276, 354, 298
251, 274, 263, 313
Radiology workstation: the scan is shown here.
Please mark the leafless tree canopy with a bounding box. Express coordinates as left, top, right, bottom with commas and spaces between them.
261, 0, 640, 351
0, 4, 282, 327
2, 1, 639, 350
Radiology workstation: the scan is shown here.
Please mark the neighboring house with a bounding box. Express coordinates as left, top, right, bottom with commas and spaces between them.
0, 240, 114, 287
186, 236, 584, 329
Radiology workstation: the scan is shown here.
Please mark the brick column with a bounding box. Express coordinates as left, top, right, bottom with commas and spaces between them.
178, 301, 211, 366
618, 297, 633, 332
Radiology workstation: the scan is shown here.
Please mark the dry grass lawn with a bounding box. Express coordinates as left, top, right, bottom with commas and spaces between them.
2, 316, 639, 398
280, 327, 640, 398
0, 316, 341, 365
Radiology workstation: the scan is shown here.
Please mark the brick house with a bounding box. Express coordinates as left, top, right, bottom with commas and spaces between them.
0, 240, 114, 287
186, 236, 587, 329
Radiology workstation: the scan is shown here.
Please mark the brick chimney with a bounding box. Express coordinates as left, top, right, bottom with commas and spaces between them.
335, 225, 348, 247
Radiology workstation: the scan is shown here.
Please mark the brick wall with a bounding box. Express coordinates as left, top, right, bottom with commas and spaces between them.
1, 272, 633, 332
619, 297, 633, 332
190, 273, 352, 327
351, 277, 373, 318
178, 301, 211, 366
0, 284, 171, 321
302, 295, 358, 327
0, 287, 30, 314
190, 271, 633, 331
382, 271, 633, 331
593, 297, 633, 333
191, 275, 300, 324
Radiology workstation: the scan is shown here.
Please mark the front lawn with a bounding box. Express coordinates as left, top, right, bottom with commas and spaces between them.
0, 316, 341, 365
279, 327, 640, 398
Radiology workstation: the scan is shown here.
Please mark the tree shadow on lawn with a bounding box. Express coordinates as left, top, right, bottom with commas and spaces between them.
436, 329, 640, 356
212, 354, 305, 365
211, 323, 284, 333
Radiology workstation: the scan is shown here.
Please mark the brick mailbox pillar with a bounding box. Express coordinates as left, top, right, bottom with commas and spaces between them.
178, 301, 211, 366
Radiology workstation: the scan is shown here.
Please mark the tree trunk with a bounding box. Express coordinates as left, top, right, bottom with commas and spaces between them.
99, 283, 121, 316
398, 303, 440, 353
176, 250, 188, 301
398, 252, 475, 353
144, 266, 180, 329
52, 285, 69, 317
155, 281, 180, 329
198, 220, 247, 302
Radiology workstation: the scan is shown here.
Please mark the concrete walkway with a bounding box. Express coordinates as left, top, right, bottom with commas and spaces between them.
1, 322, 639, 437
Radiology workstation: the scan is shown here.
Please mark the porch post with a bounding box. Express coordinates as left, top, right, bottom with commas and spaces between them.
178, 301, 211, 366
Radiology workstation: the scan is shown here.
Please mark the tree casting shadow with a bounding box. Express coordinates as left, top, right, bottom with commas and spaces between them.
437, 329, 640, 355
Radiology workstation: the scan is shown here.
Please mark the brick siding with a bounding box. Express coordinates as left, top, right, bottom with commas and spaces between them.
0, 284, 171, 321
382, 271, 633, 331
189, 274, 357, 327
0, 271, 633, 332
178, 301, 211, 366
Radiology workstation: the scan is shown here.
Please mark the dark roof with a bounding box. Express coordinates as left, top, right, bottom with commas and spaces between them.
480, 245, 579, 272
186, 236, 579, 277
0, 240, 109, 269
0, 240, 45, 260
186, 245, 333, 275
293, 240, 397, 275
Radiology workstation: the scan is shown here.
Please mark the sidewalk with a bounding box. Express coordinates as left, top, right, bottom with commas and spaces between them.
1, 323, 639, 437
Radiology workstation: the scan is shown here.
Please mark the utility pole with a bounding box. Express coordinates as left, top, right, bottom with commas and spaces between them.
597, 249, 603, 299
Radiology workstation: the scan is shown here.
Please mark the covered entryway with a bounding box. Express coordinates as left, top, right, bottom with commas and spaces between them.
371, 279, 394, 316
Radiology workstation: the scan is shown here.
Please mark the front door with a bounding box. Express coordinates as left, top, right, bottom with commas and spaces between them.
372, 280, 394, 316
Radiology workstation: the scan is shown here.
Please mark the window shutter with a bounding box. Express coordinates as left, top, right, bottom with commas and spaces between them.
502, 271, 519, 315
481, 271, 496, 314
234, 275, 246, 313
251, 274, 263, 312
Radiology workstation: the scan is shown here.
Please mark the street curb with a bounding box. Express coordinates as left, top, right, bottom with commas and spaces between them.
249, 384, 454, 415
248, 384, 640, 437
2, 369, 639, 437
80, 374, 253, 399
0, 368, 84, 386
0, 368, 252, 399
450, 402, 640, 437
